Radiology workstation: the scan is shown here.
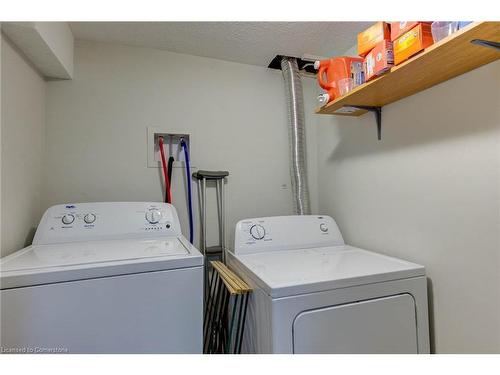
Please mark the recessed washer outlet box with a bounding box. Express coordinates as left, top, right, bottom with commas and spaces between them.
147, 127, 193, 168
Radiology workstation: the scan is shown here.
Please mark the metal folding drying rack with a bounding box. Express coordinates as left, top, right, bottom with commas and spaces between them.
204, 261, 252, 354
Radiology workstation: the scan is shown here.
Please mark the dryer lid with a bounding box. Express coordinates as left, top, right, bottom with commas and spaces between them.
232, 245, 425, 298
0, 237, 203, 289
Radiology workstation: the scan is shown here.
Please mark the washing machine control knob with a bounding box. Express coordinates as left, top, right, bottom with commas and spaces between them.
250, 224, 266, 240
145, 210, 162, 224
84, 213, 96, 224
61, 214, 75, 225
320, 223, 328, 232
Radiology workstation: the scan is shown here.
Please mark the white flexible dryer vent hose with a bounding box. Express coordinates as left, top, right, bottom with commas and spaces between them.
280, 56, 311, 215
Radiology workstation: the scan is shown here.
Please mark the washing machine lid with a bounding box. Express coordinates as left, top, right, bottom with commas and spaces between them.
0, 237, 203, 289
233, 245, 425, 298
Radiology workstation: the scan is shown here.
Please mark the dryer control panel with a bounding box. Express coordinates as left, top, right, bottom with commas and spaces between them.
233, 215, 345, 255
33, 202, 182, 245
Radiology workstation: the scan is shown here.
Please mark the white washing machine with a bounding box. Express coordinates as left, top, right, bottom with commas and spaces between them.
227, 215, 430, 354
0, 202, 203, 354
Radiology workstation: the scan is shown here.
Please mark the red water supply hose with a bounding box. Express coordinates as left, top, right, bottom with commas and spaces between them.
158, 136, 171, 203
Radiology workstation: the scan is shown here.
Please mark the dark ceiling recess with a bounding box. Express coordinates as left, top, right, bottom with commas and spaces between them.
268, 55, 318, 74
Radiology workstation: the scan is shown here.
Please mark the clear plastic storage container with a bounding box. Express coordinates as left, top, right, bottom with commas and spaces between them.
431, 21, 459, 43
337, 78, 354, 96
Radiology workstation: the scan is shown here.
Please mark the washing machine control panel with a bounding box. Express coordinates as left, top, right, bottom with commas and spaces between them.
84, 213, 97, 224
61, 214, 75, 225
234, 215, 345, 255
145, 209, 162, 224
33, 202, 182, 245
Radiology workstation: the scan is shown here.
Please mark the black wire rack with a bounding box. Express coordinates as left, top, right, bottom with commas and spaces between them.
203, 261, 252, 354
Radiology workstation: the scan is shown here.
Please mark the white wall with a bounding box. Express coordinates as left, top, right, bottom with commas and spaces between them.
35, 22, 74, 78
1, 22, 74, 79
44, 40, 318, 250
0, 25, 2, 256
1, 34, 46, 257
313, 60, 500, 353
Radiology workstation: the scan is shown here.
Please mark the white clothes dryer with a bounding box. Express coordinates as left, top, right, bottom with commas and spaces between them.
227, 215, 430, 354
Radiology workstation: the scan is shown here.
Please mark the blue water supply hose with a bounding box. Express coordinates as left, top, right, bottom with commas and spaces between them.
180, 139, 194, 244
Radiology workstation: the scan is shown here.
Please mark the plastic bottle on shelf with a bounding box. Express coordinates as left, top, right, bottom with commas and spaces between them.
314, 57, 364, 105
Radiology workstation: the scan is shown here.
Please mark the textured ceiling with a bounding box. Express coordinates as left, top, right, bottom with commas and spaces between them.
69, 22, 371, 66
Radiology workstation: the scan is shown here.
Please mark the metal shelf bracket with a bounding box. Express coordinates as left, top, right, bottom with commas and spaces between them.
470, 39, 500, 52
348, 105, 383, 140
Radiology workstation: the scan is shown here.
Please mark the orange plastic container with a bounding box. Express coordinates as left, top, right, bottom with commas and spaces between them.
364, 40, 394, 81
357, 22, 391, 57
390, 21, 432, 41
315, 57, 364, 103
393, 23, 434, 65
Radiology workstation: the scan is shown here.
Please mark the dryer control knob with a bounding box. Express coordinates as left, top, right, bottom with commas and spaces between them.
84, 213, 96, 224
145, 210, 162, 224
61, 214, 75, 225
250, 224, 266, 240
320, 223, 328, 232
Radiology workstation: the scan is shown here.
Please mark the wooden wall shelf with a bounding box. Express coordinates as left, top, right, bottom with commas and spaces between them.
316, 22, 500, 117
